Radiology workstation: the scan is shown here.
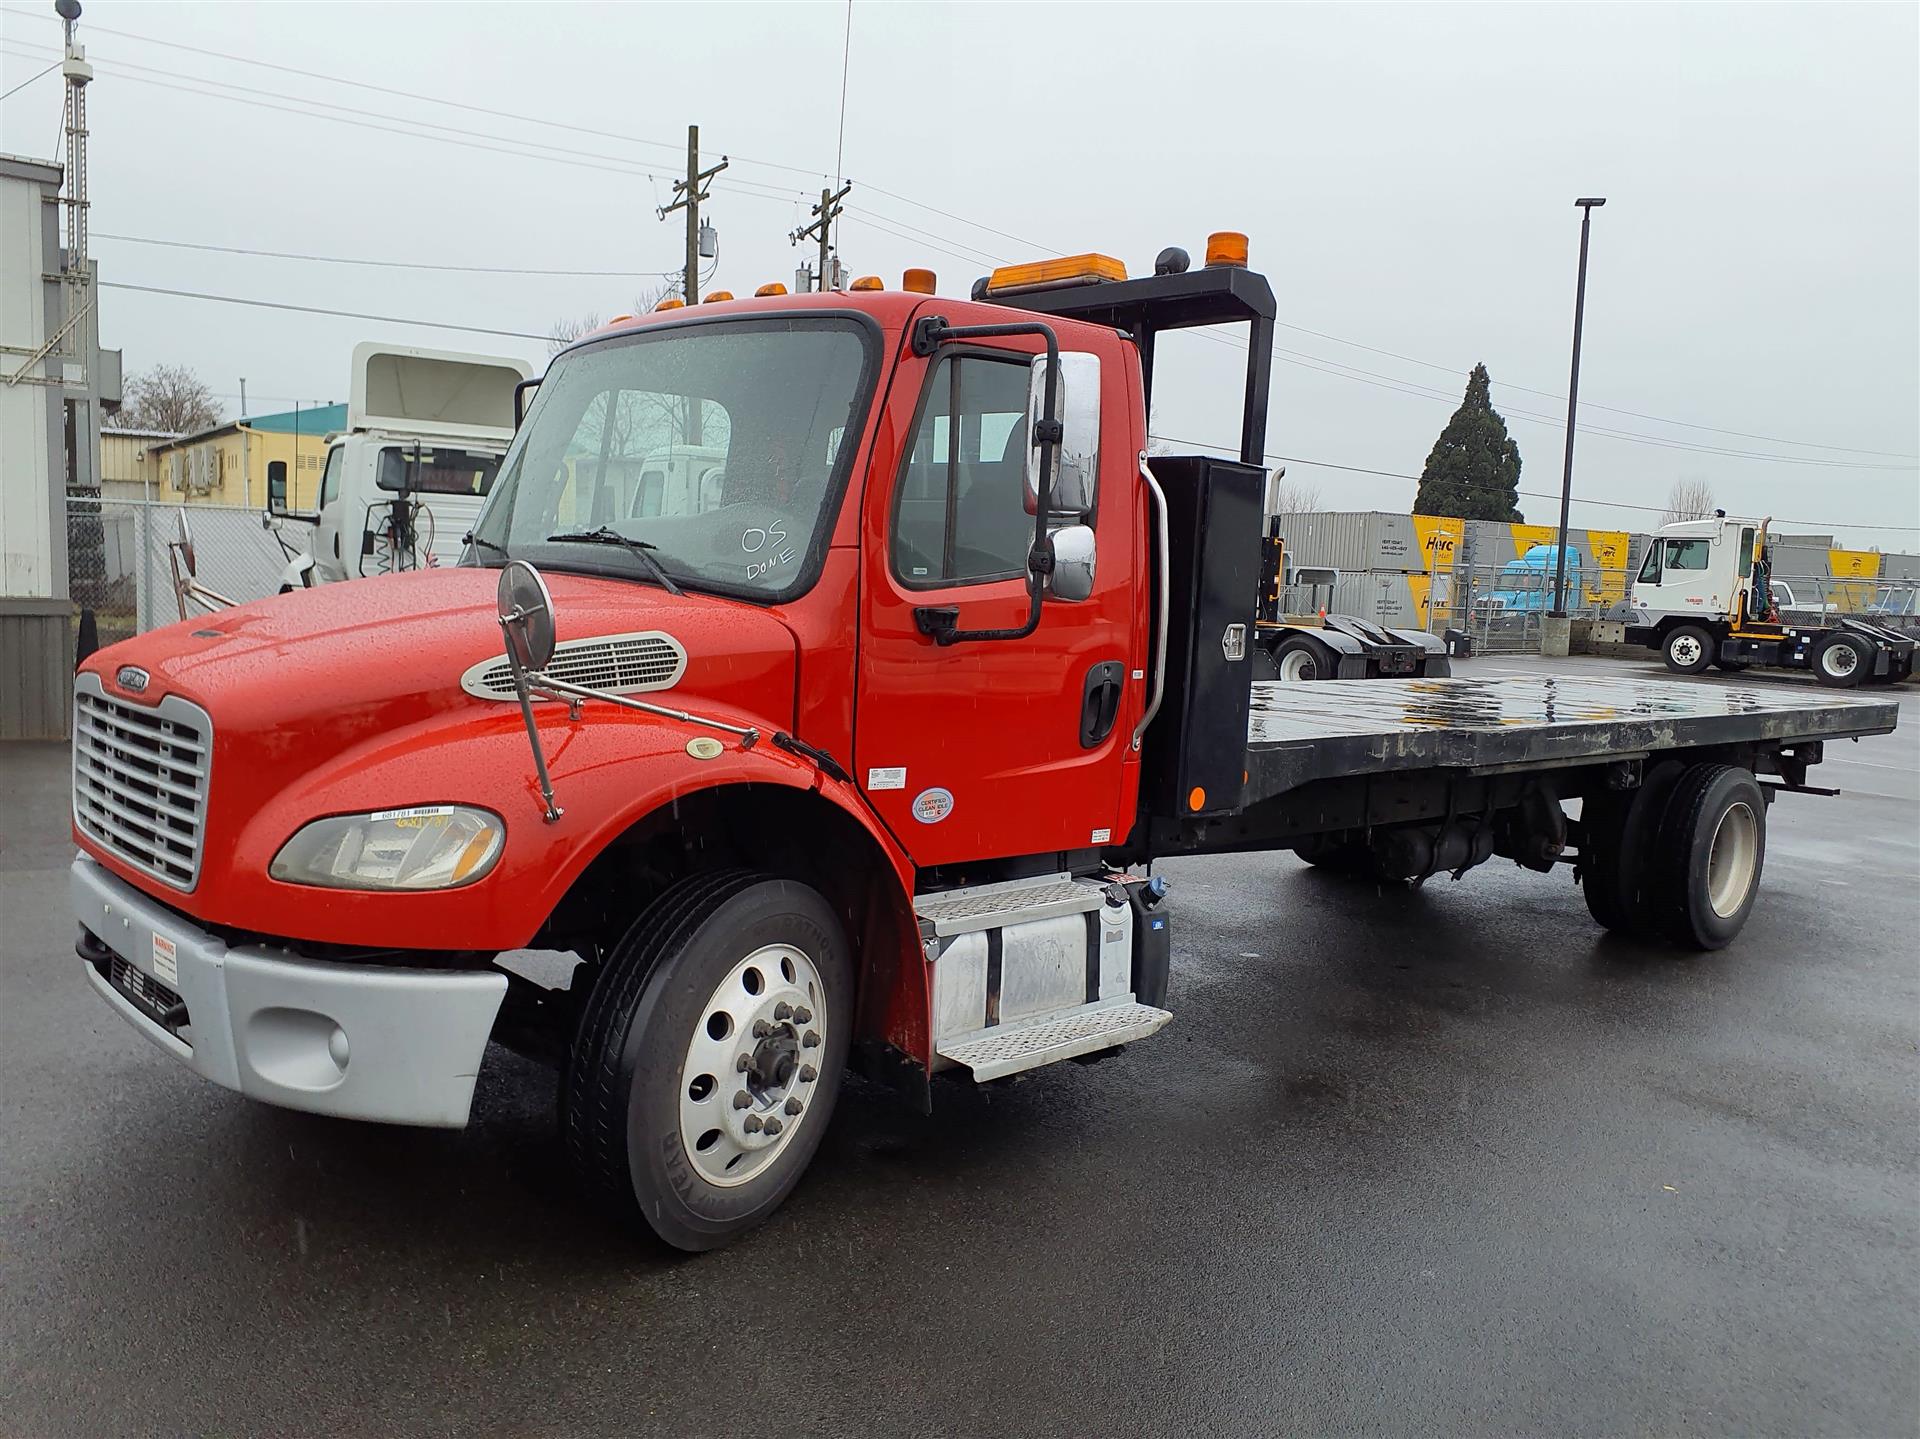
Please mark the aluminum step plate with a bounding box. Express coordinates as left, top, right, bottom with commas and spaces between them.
937, 1001, 1172, 1082
914, 874, 1106, 938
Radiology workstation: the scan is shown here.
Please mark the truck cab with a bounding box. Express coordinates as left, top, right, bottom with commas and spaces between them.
1611, 512, 1913, 685
270, 342, 532, 587
1477, 542, 1585, 618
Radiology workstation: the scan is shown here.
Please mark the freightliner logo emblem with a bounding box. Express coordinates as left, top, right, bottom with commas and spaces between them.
115, 665, 150, 694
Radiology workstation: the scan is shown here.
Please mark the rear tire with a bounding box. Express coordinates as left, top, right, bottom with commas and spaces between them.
1578, 761, 1681, 937
1662, 625, 1714, 675
1274, 635, 1331, 682
563, 872, 852, 1252
1812, 633, 1869, 687
1650, 764, 1767, 950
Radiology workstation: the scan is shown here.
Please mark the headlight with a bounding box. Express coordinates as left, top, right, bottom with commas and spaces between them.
270, 805, 505, 891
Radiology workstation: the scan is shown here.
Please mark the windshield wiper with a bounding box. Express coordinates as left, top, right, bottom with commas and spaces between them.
545, 527, 683, 596
463, 531, 510, 561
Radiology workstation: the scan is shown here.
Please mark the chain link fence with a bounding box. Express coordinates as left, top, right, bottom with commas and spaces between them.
65, 494, 297, 652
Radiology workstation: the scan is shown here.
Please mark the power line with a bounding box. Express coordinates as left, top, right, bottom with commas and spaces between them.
94, 232, 680, 278
1148, 432, 1920, 534
100, 281, 548, 343
0, 55, 58, 101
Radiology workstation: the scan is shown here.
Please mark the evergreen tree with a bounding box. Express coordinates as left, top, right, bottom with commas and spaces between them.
1413, 364, 1523, 520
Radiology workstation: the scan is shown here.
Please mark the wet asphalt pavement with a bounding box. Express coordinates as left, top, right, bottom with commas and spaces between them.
2, 655, 1915, 1437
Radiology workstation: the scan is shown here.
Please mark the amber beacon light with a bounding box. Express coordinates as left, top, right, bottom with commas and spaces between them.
1205, 232, 1249, 268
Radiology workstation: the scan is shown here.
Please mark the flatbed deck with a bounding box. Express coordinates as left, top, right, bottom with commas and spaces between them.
1243, 673, 1900, 800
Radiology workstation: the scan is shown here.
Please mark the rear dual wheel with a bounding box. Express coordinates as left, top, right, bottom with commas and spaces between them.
1813, 633, 1872, 688
1581, 762, 1766, 950
563, 873, 851, 1252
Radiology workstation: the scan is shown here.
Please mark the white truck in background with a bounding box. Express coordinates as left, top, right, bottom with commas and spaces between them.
269, 342, 532, 588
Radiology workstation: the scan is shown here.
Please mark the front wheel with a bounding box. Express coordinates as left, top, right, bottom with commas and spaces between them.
1662, 624, 1714, 675
563, 873, 852, 1252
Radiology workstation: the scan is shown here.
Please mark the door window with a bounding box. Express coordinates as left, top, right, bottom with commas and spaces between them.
317, 447, 343, 508
1664, 538, 1711, 571
1638, 544, 1662, 584
892, 354, 1034, 585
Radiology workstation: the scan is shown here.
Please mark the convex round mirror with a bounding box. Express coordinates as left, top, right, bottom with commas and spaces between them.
175, 507, 197, 577
1048, 524, 1096, 602
496, 559, 557, 671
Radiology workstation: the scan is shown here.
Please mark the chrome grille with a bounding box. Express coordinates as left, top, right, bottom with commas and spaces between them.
72, 674, 211, 890
460, 631, 686, 701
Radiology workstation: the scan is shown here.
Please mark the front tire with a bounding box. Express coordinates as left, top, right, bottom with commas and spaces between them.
563, 873, 852, 1252
1662, 624, 1714, 675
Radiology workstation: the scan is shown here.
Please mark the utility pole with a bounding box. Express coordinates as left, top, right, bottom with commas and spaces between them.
238, 377, 247, 415
658, 124, 728, 307
791, 182, 852, 292
1549, 196, 1606, 639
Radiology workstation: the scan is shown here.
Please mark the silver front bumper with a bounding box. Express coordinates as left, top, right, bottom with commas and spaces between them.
72, 855, 507, 1128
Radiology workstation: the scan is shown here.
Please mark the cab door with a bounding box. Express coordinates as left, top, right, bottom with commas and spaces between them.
852, 332, 1144, 869
311, 442, 348, 582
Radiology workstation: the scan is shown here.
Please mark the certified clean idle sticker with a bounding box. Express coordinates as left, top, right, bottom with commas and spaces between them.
151, 933, 178, 986
911, 787, 954, 824
865, 766, 907, 791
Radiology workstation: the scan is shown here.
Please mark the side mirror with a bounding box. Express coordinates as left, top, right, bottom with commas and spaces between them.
496, 559, 557, 672
267, 460, 289, 517
1047, 524, 1096, 602
1024, 351, 1101, 517
175, 507, 197, 577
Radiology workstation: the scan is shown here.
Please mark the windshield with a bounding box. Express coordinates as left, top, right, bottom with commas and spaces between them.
468, 317, 874, 599
377, 445, 503, 496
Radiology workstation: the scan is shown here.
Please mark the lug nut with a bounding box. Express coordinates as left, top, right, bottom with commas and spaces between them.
802, 1030, 821, 1049
799, 1064, 817, 1083
793, 1006, 813, 1024
743, 1114, 763, 1133
732, 1090, 751, 1110
763, 1117, 783, 1136
784, 1098, 803, 1115
736, 1053, 752, 1072
773, 1002, 793, 1021
752, 1020, 772, 1038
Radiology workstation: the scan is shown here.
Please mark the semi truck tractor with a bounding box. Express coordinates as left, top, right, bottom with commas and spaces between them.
70, 240, 1899, 1250
1604, 512, 1915, 686
267, 341, 532, 587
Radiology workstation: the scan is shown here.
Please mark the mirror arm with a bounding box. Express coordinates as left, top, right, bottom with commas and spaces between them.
906, 316, 1062, 646
499, 611, 564, 823
513, 376, 542, 430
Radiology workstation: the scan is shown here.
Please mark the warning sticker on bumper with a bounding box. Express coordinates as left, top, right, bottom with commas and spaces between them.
151, 933, 178, 986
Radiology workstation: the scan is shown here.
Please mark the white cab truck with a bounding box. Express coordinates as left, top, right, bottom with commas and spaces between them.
1602, 512, 1915, 687
269, 342, 532, 588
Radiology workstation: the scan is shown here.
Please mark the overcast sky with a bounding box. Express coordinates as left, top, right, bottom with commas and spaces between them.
2, 1, 1915, 546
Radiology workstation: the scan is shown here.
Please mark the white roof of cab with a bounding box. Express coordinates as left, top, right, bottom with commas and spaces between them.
349, 341, 533, 441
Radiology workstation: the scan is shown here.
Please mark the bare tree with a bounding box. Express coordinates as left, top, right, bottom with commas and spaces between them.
1662, 476, 1716, 527
1268, 472, 1323, 515
547, 312, 603, 357
122, 363, 219, 434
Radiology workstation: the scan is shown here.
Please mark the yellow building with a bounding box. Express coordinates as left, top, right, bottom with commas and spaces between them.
139, 403, 344, 511
99, 425, 180, 501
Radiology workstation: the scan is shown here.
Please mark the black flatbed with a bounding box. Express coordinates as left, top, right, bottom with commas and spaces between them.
1243, 673, 1900, 801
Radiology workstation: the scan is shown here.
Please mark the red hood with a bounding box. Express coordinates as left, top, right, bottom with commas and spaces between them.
83, 567, 799, 756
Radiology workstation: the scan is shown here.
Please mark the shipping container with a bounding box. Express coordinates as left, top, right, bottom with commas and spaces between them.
1278, 511, 1428, 574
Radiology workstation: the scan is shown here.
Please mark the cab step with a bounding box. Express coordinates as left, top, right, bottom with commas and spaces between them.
936, 999, 1172, 1083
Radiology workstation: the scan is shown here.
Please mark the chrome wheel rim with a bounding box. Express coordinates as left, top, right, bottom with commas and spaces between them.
1823, 643, 1858, 678
678, 943, 826, 1188
1670, 634, 1703, 668
1706, 801, 1759, 919
1278, 648, 1318, 682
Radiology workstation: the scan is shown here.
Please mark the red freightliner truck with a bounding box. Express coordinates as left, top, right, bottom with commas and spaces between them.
70, 240, 1899, 1250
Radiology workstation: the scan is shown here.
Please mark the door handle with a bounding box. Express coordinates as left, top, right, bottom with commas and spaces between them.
1080, 660, 1125, 748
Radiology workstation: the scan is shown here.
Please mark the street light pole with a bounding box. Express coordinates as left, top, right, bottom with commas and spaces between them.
1550, 196, 1606, 621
